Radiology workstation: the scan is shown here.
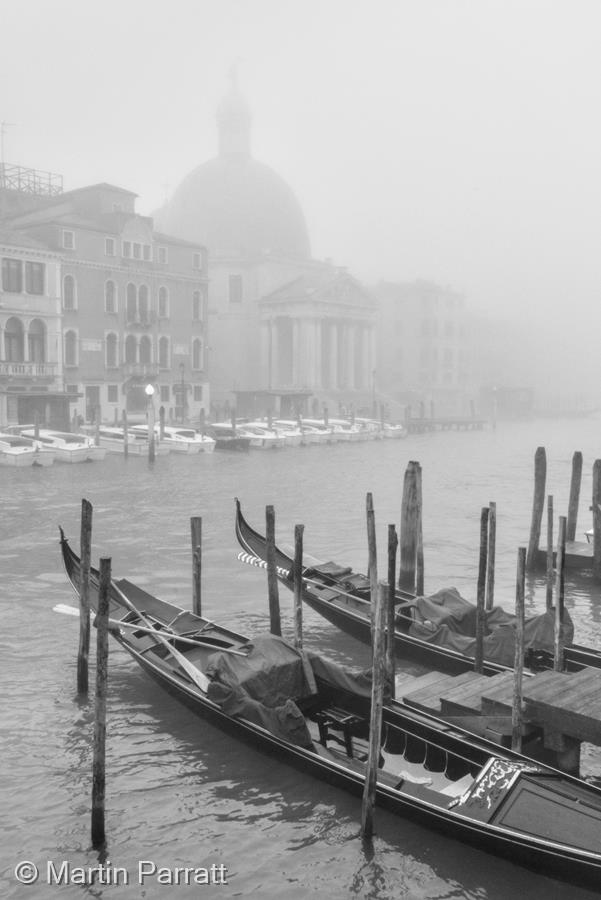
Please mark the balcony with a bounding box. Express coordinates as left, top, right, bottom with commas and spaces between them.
125, 311, 157, 329
123, 363, 159, 379
0, 361, 58, 381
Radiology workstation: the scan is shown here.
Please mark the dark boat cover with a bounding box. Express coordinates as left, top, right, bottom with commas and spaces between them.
408, 587, 574, 667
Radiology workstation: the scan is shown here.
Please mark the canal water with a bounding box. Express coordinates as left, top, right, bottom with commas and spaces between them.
2, 418, 601, 899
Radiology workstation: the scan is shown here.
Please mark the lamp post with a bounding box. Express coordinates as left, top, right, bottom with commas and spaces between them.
180, 363, 185, 424
145, 383, 155, 462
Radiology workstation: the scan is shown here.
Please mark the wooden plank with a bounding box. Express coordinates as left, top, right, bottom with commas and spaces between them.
441, 676, 503, 716
520, 671, 574, 703
403, 671, 478, 712
480, 673, 519, 715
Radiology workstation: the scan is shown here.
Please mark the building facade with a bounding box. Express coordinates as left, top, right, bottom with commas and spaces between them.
0, 178, 209, 425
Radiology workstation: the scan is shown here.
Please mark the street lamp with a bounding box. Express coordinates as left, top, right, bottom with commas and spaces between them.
145, 383, 155, 462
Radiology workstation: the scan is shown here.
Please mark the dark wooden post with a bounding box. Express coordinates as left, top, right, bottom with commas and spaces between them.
415, 463, 424, 596
34, 410, 40, 440
199, 407, 206, 437
512, 547, 526, 753
91, 556, 111, 848
159, 405, 165, 441
546, 494, 554, 610
323, 406, 329, 427
387, 524, 398, 699
399, 461, 419, 592
190, 516, 202, 617
566, 451, 583, 543
485, 501, 496, 610
526, 447, 546, 568
113, 407, 118, 425
474, 507, 489, 673
554, 516, 566, 672
266, 505, 281, 636
148, 399, 156, 463
231, 410, 237, 434
122, 409, 128, 459
361, 495, 385, 840
77, 498, 93, 695
95, 407, 101, 446
293, 524, 304, 649
593, 460, 601, 579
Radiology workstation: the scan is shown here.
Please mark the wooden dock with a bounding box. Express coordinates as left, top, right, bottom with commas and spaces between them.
405, 417, 487, 434
395, 667, 601, 771
534, 540, 592, 571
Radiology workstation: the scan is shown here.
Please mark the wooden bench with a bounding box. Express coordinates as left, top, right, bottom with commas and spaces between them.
313, 707, 362, 757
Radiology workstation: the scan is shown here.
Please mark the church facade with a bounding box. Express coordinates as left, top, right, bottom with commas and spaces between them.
156, 78, 376, 419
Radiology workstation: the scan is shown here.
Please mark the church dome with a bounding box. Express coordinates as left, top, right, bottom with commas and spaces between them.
155, 80, 311, 259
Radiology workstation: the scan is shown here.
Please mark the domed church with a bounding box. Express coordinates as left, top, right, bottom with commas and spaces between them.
155, 75, 376, 418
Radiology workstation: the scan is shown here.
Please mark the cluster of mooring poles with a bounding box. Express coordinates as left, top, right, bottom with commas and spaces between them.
75, 499, 204, 847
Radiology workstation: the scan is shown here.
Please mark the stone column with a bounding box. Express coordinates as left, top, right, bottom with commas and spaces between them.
292, 318, 300, 386
260, 320, 270, 388
346, 323, 355, 390
314, 319, 322, 388
362, 326, 370, 390
271, 319, 280, 388
329, 322, 338, 390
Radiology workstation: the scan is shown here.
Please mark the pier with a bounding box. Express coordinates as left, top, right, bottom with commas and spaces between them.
405, 416, 487, 434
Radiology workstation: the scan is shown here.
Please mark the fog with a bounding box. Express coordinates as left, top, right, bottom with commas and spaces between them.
3, 0, 601, 403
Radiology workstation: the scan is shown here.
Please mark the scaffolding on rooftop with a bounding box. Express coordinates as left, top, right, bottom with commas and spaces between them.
0, 163, 63, 196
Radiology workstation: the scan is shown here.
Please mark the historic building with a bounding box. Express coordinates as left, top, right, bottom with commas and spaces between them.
0, 226, 69, 427
374, 280, 472, 416
0, 171, 209, 425
155, 77, 376, 418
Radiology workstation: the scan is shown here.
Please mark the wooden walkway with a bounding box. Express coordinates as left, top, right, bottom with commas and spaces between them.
405, 417, 487, 434
396, 667, 601, 749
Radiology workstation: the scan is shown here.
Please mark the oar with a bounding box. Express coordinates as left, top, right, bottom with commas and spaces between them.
53, 604, 248, 657
237, 552, 416, 609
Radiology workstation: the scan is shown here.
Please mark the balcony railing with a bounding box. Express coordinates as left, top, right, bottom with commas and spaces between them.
0, 361, 58, 378
123, 363, 159, 378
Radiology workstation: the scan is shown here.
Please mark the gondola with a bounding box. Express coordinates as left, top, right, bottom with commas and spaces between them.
58, 527, 601, 889
235, 499, 601, 677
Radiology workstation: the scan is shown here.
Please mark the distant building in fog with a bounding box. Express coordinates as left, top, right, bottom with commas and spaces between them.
0, 170, 208, 425
155, 75, 376, 418
374, 280, 471, 415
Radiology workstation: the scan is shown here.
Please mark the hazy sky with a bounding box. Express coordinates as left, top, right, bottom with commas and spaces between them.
2, 0, 601, 341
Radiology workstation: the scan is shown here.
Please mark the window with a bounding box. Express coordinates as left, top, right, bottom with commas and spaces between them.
138, 284, 149, 322
158, 246, 168, 264
126, 282, 137, 321
133, 242, 141, 260
193, 252, 202, 270
160, 385, 170, 403
25, 262, 45, 295
5, 317, 24, 361
63, 230, 75, 250
105, 237, 116, 256
64, 330, 78, 366
158, 336, 169, 369
122, 241, 132, 258
192, 338, 202, 370
143, 244, 151, 261
105, 280, 117, 313
158, 286, 169, 318
63, 274, 76, 310
124, 334, 137, 364
106, 333, 118, 368
2, 258, 23, 292
28, 319, 46, 362
193, 385, 203, 402
229, 274, 242, 303
139, 335, 152, 365
66, 384, 79, 394
107, 384, 118, 403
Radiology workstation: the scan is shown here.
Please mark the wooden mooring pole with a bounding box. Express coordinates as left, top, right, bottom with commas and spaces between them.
159, 405, 166, 441
485, 501, 496, 610
474, 507, 489, 674
526, 447, 546, 569
91, 556, 111, 848
387, 524, 398, 700
512, 547, 526, 753
293, 524, 304, 649
554, 516, 566, 672
593, 460, 601, 579
546, 495, 554, 610
566, 452, 583, 543
148, 399, 156, 463
77, 498, 93, 695
399, 461, 419, 592
361, 494, 385, 840
265, 505, 281, 636
415, 463, 424, 596
122, 409, 128, 459
190, 516, 202, 616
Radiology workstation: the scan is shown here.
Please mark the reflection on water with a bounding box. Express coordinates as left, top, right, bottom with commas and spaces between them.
2, 419, 601, 898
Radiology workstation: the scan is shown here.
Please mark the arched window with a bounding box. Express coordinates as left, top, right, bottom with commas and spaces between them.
158, 286, 169, 318
126, 283, 137, 322
138, 284, 149, 323
106, 332, 118, 368
139, 334, 152, 365
63, 274, 76, 310
64, 330, 78, 366
158, 336, 169, 369
192, 338, 202, 370
5, 317, 25, 362
124, 334, 137, 364
105, 280, 117, 313
28, 318, 46, 363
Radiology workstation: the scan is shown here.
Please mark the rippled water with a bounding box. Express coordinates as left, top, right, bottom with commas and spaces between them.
2, 418, 601, 899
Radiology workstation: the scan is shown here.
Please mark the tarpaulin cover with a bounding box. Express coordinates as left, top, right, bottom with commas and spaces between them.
408, 587, 574, 667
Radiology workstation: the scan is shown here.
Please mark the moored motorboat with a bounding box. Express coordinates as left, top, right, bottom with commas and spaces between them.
234, 422, 286, 449
130, 424, 215, 454
17, 427, 105, 462
207, 423, 251, 452
235, 500, 600, 677
0, 432, 39, 466
57, 527, 601, 890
